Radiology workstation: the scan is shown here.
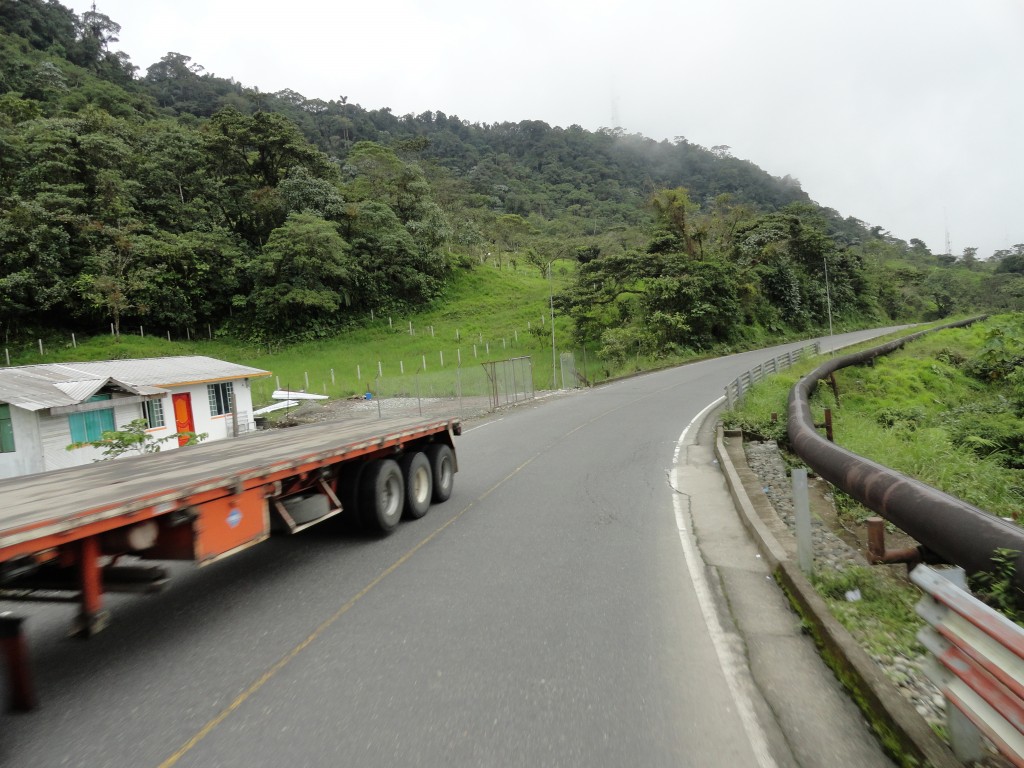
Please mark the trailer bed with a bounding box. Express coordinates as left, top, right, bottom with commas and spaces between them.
0, 415, 459, 558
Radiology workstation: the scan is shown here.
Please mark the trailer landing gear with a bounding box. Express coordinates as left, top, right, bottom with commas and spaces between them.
1, 613, 35, 712
71, 536, 109, 639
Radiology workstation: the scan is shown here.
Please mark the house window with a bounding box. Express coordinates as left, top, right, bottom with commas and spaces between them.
69, 394, 115, 443
141, 398, 165, 429
0, 404, 14, 453
207, 382, 234, 416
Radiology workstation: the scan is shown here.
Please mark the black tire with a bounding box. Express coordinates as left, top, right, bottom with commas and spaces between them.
359, 459, 404, 533
337, 463, 364, 530
400, 452, 433, 520
425, 444, 455, 503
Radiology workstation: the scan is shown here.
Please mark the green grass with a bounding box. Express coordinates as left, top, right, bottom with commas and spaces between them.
4, 264, 580, 405
811, 566, 924, 657
722, 317, 1024, 520
723, 314, 1024, 664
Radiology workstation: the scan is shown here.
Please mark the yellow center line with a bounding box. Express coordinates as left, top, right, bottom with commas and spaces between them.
156, 456, 536, 768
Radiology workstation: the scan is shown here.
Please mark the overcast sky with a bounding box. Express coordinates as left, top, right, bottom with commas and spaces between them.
69, 0, 1023, 258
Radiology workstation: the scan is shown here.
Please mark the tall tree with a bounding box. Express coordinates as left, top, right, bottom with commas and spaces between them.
239, 213, 356, 339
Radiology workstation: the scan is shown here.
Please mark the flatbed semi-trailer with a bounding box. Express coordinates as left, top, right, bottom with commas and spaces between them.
0, 415, 460, 709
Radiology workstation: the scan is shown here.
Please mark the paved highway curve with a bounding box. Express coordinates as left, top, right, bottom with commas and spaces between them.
0, 329, 904, 767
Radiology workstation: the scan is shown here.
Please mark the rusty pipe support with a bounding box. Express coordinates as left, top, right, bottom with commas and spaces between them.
866, 517, 922, 566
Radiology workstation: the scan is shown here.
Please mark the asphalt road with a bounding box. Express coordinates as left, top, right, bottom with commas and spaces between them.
0, 329, 905, 767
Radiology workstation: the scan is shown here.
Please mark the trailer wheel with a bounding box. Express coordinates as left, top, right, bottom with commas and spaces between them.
426, 444, 455, 503
359, 459, 404, 533
400, 452, 433, 520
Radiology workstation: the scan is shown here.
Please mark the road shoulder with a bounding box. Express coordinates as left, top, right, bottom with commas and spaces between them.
711, 419, 961, 768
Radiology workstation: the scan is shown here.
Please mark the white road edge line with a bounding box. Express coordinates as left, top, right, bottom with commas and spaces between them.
670, 396, 779, 768
462, 418, 503, 433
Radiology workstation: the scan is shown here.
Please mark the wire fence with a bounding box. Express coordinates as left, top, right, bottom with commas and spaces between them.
257, 357, 537, 427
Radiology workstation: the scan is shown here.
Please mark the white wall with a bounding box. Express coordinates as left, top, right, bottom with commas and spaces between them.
171, 378, 256, 443
0, 405, 45, 479
25, 378, 260, 475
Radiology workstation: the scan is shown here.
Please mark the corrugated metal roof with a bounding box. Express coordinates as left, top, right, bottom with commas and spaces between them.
0, 369, 80, 411
52, 380, 102, 402
0, 357, 270, 411
52, 356, 270, 387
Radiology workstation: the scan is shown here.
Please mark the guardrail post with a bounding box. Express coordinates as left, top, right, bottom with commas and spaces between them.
946, 700, 985, 764
792, 468, 813, 574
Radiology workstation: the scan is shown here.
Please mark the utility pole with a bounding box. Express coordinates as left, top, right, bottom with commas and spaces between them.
549, 261, 557, 389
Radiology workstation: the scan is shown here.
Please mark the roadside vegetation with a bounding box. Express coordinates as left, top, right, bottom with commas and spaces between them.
4, 0, 1024, 376
722, 314, 1024, 654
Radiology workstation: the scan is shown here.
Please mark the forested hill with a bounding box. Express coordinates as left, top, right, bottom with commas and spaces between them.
2, 0, 1021, 360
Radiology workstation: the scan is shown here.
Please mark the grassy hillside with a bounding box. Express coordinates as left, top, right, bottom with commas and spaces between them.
723, 315, 1024, 521
5, 264, 576, 405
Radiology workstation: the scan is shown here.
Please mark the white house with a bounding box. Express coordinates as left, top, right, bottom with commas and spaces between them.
0, 356, 271, 479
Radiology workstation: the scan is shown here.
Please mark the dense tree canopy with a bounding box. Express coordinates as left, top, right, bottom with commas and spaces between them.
0, 0, 1019, 353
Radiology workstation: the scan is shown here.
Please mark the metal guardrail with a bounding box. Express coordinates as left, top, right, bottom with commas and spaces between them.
913, 564, 1024, 766
786, 318, 1024, 593
724, 343, 820, 408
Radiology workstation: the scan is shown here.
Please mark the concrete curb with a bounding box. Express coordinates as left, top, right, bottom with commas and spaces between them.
714, 426, 961, 768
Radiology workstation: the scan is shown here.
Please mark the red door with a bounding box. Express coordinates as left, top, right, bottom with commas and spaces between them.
172, 393, 195, 447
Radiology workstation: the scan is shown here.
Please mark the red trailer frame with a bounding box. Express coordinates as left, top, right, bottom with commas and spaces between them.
0, 415, 460, 709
